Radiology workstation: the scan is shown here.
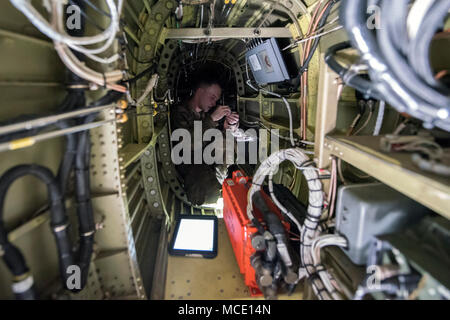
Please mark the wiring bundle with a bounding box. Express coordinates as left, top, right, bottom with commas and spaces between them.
246, 148, 347, 300
326, 0, 450, 132
0, 84, 126, 299
3, 0, 447, 302
299, 0, 339, 140
0, 1, 129, 299
10, 0, 128, 92
238, 2, 353, 299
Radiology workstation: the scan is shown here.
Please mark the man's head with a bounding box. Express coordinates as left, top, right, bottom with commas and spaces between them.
194, 83, 222, 113
190, 70, 223, 113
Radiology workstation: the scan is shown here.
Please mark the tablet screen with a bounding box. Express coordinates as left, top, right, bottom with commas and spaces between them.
173, 218, 215, 252
169, 215, 218, 258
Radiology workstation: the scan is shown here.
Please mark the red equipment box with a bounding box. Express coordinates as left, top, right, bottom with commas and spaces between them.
222, 171, 290, 296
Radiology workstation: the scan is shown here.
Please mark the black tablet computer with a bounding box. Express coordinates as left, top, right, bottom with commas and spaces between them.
168, 215, 218, 259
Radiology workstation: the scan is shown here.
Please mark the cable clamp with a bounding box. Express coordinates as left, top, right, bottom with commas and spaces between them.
342, 67, 358, 84
81, 230, 95, 237
342, 63, 369, 84
12, 275, 34, 294
53, 223, 69, 233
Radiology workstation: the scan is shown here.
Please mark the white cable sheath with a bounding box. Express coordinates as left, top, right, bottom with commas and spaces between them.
48, 1, 125, 90
247, 148, 340, 299
11, 276, 34, 294
10, 0, 117, 45
259, 89, 295, 147
136, 74, 159, 105
11, 0, 124, 65
407, 0, 436, 39
311, 234, 347, 299
373, 101, 386, 136
10, 0, 126, 88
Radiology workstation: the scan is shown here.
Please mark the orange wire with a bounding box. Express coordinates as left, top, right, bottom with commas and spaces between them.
107, 84, 127, 93
435, 70, 450, 80
299, 2, 323, 139
300, 0, 332, 139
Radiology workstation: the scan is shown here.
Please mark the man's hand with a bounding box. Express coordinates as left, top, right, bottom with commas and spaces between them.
211, 105, 232, 122
224, 112, 240, 130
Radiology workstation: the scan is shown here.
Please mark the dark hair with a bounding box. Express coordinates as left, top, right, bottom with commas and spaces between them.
191, 64, 224, 92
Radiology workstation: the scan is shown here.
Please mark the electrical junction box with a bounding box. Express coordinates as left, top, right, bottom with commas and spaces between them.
335, 183, 431, 266
246, 38, 290, 85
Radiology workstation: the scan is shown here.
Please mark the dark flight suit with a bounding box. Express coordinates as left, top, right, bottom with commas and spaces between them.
171, 103, 225, 206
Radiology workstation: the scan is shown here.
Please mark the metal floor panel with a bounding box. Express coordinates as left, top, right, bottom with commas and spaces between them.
165, 219, 303, 300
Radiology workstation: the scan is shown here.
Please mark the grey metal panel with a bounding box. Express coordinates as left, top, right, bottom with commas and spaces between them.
335, 182, 431, 265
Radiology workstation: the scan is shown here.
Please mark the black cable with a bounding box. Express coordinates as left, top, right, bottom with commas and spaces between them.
72, 114, 97, 290
55, 119, 78, 195
59, 89, 122, 289
0, 89, 121, 299
57, 91, 121, 290
0, 102, 109, 146
0, 2, 126, 297
299, 0, 339, 76
122, 63, 157, 84
0, 165, 73, 300
253, 191, 287, 240
90, 90, 124, 106
324, 42, 383, 100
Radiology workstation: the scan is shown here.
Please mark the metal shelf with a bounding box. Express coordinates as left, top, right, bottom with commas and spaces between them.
324, 135, 450, 219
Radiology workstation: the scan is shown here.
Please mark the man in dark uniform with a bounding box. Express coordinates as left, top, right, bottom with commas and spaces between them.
171, 73, 239, 206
